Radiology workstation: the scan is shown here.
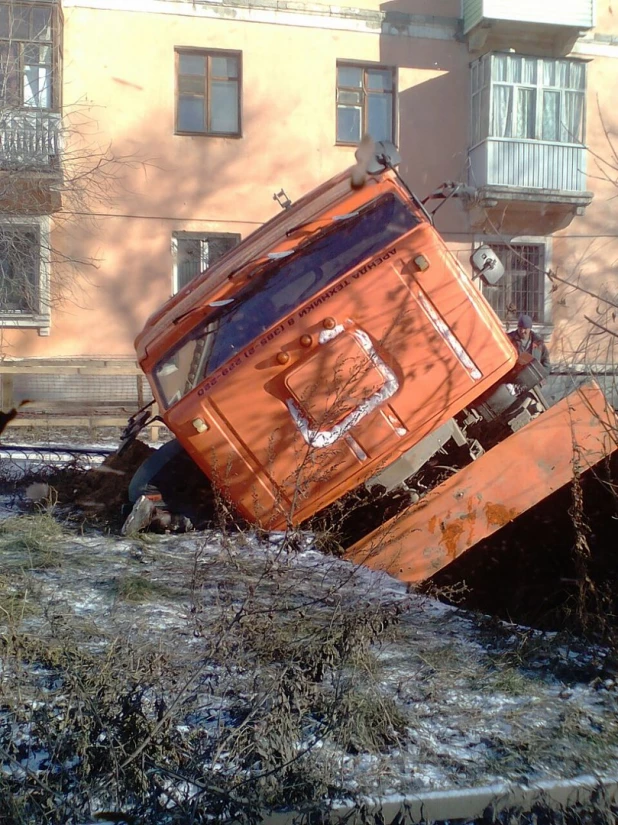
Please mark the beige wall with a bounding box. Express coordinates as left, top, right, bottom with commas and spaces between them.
2, 0, 617, 370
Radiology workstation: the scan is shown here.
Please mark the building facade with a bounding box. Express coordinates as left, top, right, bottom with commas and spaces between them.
0, 0, 616, 401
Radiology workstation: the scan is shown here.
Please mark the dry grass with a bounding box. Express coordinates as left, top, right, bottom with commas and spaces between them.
112, 573, 182, 603
0, 513, 67, 571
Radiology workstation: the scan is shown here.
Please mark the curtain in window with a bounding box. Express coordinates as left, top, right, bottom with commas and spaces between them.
515, 88, 535, 139
492, 85, 513, 137
563, 92, 584, 142
542, 90, 560, 141
23, 63, 50, 108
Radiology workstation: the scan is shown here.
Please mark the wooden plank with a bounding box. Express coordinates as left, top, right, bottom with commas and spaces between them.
1, 374, 14, 409
0, 365, 142, 376
6, 417, 129, 427
4, 416, 165, 439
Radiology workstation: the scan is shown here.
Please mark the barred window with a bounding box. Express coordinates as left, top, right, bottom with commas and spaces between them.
482, 242, 546, 324
173, 232, 240, 292
0, 225, 40, 314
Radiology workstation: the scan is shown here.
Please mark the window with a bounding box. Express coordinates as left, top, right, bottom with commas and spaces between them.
471, 54, 586, 147
0, 3, 55, 109
173, 232, 240, 292
336, 62, 395, 145
175, 49, 241, 136
482, 242, 546, 324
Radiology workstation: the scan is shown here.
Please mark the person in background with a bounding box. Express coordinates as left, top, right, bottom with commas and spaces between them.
508, 313, 550, 373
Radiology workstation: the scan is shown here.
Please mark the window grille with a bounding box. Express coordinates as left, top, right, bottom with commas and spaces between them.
482, 242, 546, 324
0, 224, 40, 313
174, 232, 240, 292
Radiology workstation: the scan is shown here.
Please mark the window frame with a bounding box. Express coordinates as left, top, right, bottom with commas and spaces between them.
172, 231, 241, 294
335, 60, 397, 147
0, 216, 50, 335
475, 235, 553, 331
174, 47, 242, 138
470, 54, 586, 149
0, 2, 60, 111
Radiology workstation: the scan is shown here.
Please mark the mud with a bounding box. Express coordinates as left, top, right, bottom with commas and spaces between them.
42, 439, 155, 529
45, 438, 218, 531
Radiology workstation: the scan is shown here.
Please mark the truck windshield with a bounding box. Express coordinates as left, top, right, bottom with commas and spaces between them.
154, 193, 419, 408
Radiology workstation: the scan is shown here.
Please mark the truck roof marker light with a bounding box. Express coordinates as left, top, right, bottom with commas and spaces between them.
277, 351, 290, 365
300, 334, 313, 348
414, 255, 430, 272
192, 418, 209, 434
323, 317, 336, 330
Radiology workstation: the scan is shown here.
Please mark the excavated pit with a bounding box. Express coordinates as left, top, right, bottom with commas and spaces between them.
424, 452, 618, 639
8, 440, 618, 638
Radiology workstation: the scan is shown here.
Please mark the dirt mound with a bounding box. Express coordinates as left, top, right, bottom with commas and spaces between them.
49, 440, 154, 528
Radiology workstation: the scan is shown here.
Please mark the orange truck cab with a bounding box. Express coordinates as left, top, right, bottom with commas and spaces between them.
127, 143, 618, 582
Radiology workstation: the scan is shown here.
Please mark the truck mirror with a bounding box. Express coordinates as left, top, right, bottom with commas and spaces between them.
471, 245, 505, 284
362, 140, 402, 174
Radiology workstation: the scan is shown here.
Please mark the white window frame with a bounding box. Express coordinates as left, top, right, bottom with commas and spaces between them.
171, 231, 240, 294
470, 54, 587, 149
0, 215, 50, 335
474, 235, 553, 335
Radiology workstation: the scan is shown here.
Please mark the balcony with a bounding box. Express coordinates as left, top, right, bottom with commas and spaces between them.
467, 53, 593, 222
0, 111, 61, 172
469, 138, 591, 206
462, 0, 595, 53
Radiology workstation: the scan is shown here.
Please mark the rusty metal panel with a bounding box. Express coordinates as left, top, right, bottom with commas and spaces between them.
345, 382, 618, 584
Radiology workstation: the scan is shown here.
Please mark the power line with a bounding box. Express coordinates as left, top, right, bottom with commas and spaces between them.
57, 210, 618, 239
56, 209, 265, 226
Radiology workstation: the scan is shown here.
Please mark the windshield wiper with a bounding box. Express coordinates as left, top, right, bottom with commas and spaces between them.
226, 249, 295, 282
173, 297, 234, 326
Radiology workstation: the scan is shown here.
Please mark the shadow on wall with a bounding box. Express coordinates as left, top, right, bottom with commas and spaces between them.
378, 0, 470, 236
51, 99, 311, 356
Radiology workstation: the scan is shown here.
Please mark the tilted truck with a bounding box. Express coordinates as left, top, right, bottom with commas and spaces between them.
120, 142, 618, 584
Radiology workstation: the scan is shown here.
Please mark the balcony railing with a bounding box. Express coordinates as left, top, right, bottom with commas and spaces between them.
463, 0, 595, 34
469, 138, 587, 193
0, 111, 61, 171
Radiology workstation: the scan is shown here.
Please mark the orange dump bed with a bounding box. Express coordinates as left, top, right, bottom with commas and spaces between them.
344, 382, 618, 582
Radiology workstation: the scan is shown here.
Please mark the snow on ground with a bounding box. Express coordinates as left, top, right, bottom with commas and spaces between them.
1, 431, 618, 819
1, 505, 617, 805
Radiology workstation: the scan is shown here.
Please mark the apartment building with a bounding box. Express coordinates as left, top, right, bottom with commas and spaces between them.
0, 0, 616, 402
